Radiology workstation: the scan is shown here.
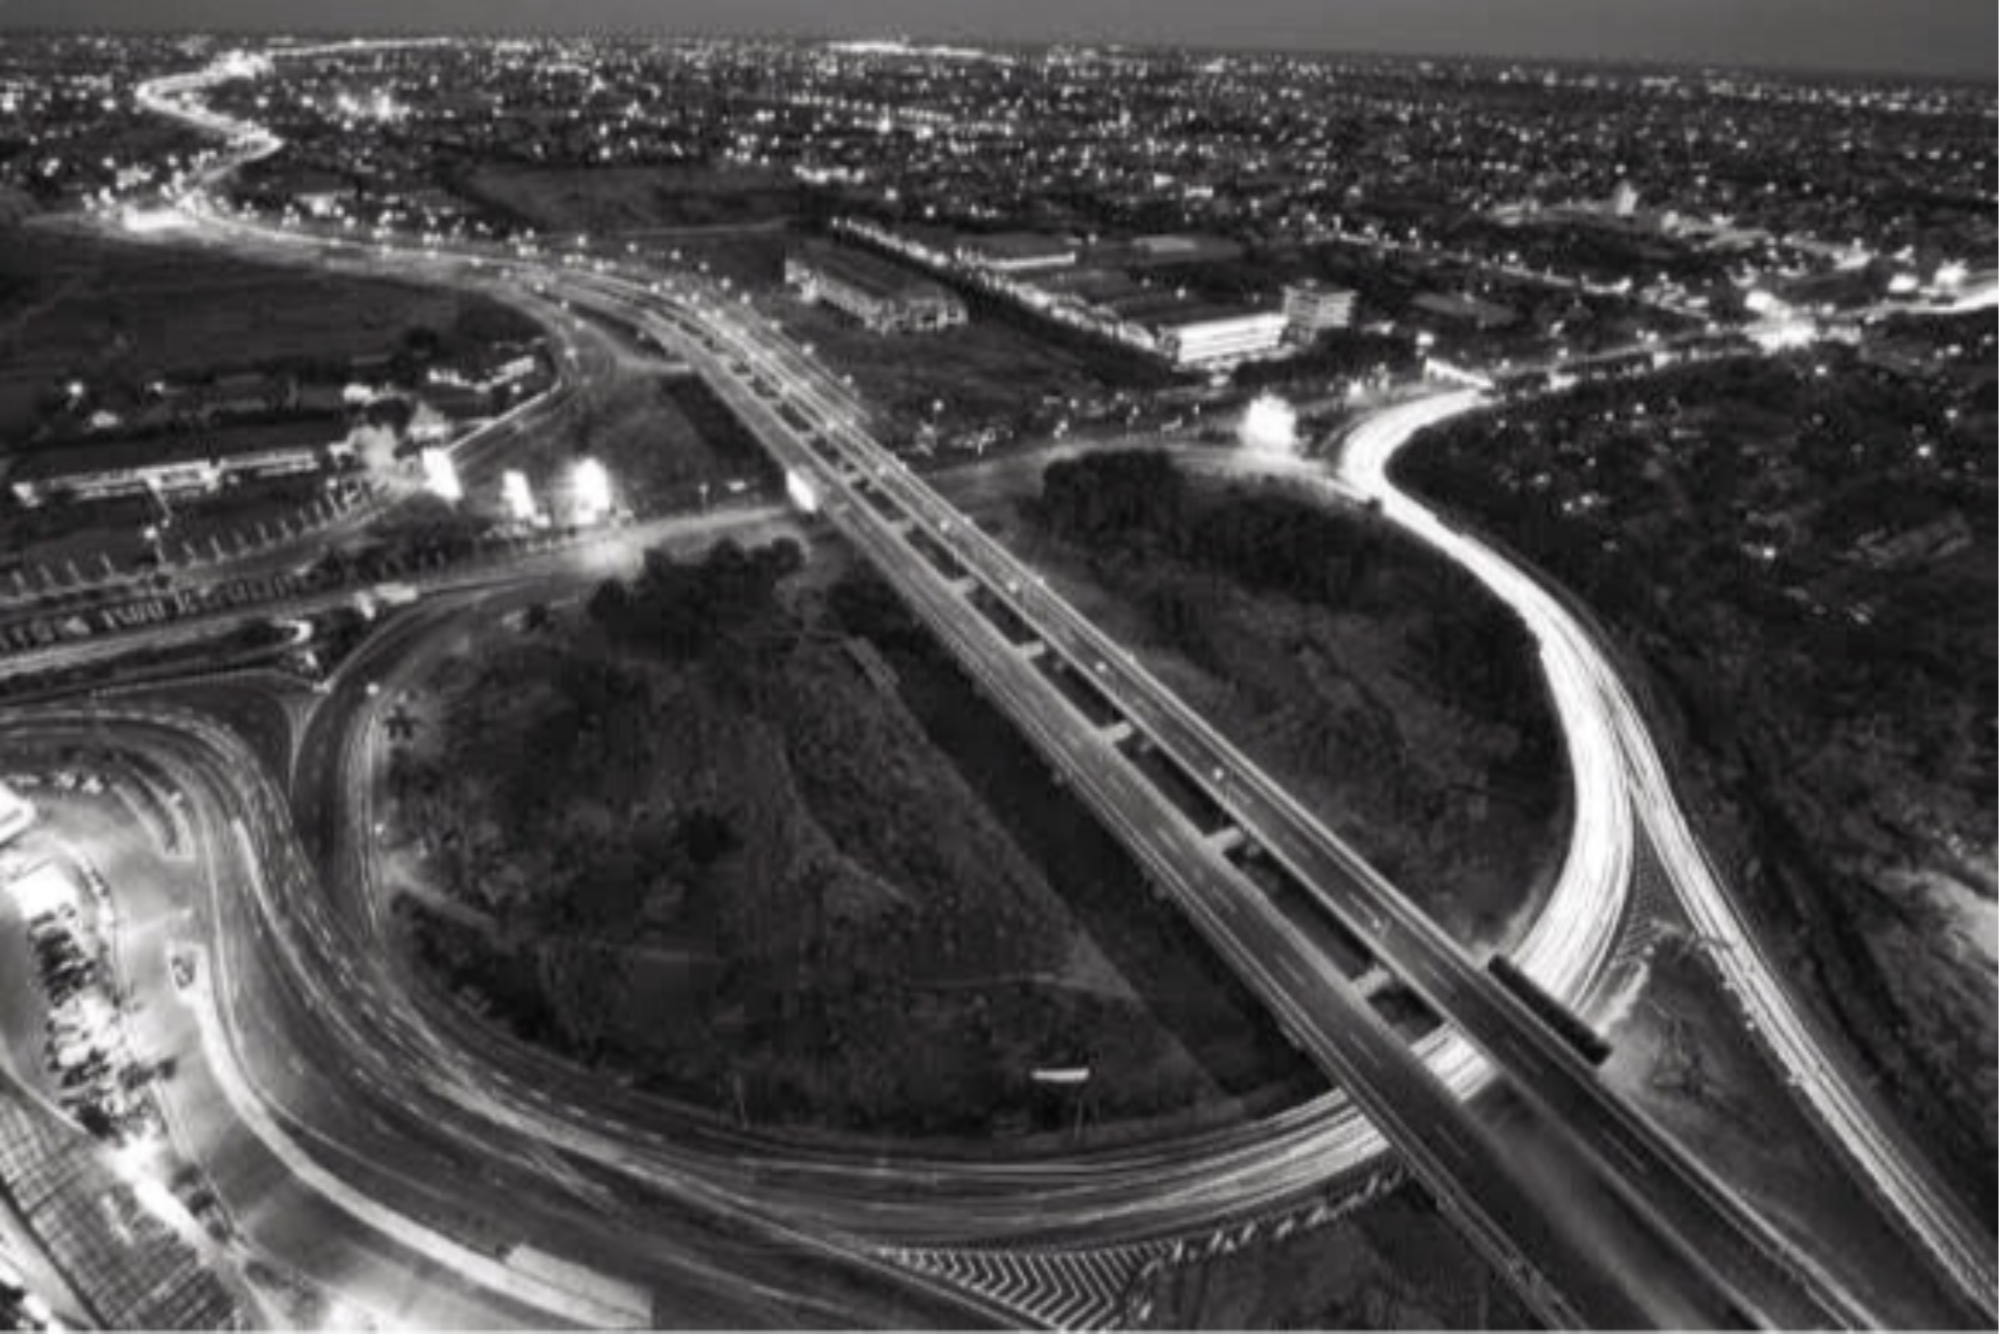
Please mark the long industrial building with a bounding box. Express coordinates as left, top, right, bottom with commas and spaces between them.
785, 242, 968, 335
6, 418, 338, 509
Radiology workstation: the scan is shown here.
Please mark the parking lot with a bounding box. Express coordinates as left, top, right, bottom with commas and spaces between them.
3, 784, 176, 1145
0, 769, 236, 1251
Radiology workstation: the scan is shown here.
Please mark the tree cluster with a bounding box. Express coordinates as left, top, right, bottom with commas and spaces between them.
1035, 450, 1556, 752
1187, 491, 1387, 606
586, 537, 805, 671
1039, 449, 1387, 607
1034, 449, 1187, 548
1233, 330, 1419, 390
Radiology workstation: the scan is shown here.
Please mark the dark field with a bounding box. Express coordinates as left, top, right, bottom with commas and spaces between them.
768, 292, 1125, 440
0, 229, 528, 439
459, 165, 807, 237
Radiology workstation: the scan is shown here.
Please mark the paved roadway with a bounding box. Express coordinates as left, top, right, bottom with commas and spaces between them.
36, 45, 1658, 1329
3, 663, 1010, 1330
0, 416, 1644, 1250
0, 505, 778, 685
0, 513, 1654, 1326
77, 41, 1990, 1329
116, 54, 1775, 1334
588, 255, 1999, 1327
596, 273, 1898, 1323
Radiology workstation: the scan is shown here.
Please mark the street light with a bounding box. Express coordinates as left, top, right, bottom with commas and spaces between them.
572, 457, 613, 526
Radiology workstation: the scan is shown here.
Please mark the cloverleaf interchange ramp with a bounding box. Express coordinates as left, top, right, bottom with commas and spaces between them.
4, 39, 1975, 1330
124, 44, 1663, 1256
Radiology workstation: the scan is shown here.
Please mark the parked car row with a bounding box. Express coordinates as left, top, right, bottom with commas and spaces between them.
25, 906, 149, 1149
2, 772, 104, 798
0, 1254, 62, 1332
0, 536, 521, 662
0, 566, 323, 658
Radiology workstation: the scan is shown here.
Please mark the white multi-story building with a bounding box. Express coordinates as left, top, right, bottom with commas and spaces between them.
1156, 310, 1290, 368
1282, 281, 1358, 341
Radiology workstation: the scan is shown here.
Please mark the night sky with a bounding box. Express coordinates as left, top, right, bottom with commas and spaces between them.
0, 0, 1992, 79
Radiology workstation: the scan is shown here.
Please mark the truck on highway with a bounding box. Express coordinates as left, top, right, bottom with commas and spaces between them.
352, 581, 420, 620
500, 1245, 651, 1327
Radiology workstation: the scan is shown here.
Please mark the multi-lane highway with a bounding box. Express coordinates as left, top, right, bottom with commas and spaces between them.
581, 270, 1883, 1328
569, 221, 1993, 1329
2, 38, 1973, 1331
669, 359, 1700, 1325
1, 498, 1648, 1328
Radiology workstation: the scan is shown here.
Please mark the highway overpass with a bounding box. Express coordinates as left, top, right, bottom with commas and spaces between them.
570, 273, 1873, 1327
91, 44, 1995, 1328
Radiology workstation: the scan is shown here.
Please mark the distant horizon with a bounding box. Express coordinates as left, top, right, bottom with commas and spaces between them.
2, 0, 1993, 82
7, 23, 1995, 84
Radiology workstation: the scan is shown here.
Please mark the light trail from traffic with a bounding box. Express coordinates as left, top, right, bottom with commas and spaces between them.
49, 38, 1984, 1329
126, 44, 1627, 1205
622, 278, 1872, 1327
1338, 393, 1999, 1322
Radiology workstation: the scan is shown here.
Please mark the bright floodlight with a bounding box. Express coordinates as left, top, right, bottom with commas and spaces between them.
1742, 288, 1783, 316
420, 448, 462, 504
785, 469, 820, 514
1751, 320, 1818, 352
6, 862, 72, 919
573, 457, 612, 525
0, 781, 35, 849
120, 206, 184, 234
1239, 393, 1300, 458
501, 470, 538, 524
